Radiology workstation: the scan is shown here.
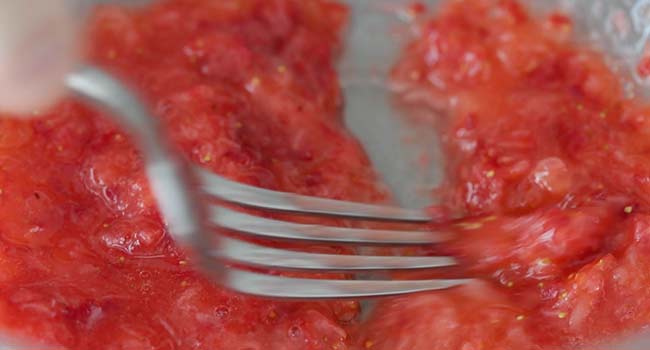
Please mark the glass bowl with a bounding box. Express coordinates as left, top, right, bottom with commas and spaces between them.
2, 0, 650, 349
340, 1, 650, 349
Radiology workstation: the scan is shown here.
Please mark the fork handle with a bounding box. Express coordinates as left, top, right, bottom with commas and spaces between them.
66, 66, 225, 280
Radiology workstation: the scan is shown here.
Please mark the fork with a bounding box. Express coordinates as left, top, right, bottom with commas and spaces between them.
66, 66, 470, 299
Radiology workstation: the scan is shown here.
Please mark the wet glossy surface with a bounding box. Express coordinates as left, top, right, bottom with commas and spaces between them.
360, 1, 650, 349
2, 0, 650, 349
0, 1, 377, 349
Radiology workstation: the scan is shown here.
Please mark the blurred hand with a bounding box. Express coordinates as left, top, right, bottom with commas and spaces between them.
0, 0, 83, 115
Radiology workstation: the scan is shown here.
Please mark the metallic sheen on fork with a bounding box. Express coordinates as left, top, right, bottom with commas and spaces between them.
65, 65, 470, 299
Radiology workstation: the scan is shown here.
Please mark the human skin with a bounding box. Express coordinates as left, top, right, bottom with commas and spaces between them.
0, 0, 82, 115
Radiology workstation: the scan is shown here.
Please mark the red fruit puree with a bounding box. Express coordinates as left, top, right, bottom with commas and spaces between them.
0, 0, 648, 349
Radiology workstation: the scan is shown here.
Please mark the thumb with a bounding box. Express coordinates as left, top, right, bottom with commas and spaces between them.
0, 0, 84, 115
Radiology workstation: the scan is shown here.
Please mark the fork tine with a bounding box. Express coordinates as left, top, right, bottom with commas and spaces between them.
197, 167, 431, 222
211, 207, 449, 245
224, 269, 469, 299
212, 238, 456, 271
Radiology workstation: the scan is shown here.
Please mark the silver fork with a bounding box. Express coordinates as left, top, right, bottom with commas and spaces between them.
66, 66, 469, 299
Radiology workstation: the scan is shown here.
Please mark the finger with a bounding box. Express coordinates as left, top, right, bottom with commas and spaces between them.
0, 0, 83, 115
